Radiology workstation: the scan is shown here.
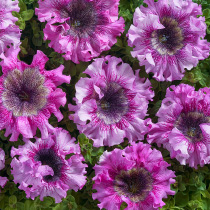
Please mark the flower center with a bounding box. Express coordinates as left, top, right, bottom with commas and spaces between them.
34, 148, 63, 182
151, 17, 184, 55
96, 82, 129, 125
174, 112, 210, 142
114, 168, 153, 202
60, 0, 101, 37
2, 68, 49, 117
18, 90, 30, 102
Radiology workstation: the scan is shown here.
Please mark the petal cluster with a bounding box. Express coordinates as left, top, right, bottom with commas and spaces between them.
69, 56, 154, 147
92, 142, 175, 210
0, 50, 70, 141
0, 148, 8, 190
10, 128, 87, 203
0, 0, 21, 56
35, 0, 125, 63
127, 0, 210, 81
148, 84, 210, 168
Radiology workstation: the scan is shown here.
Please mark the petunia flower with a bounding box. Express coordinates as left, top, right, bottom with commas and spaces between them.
35, 0, 125, 63
69, 56, 154, 147
148, 84, 210, 168
0, 148, 8, 190
92, 142, 176, 210
10, 128, 87, 203
127, 0, 210, 81
0, 0, 21, 56
0, 49, 70, 141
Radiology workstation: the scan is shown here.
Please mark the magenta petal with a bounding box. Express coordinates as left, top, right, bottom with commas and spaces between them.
0, 50, 69, 141
36, 165, 54, 177
0, 176, 8, 188
148, 83, 210, 168
17, 117, 33, 138
10, 128, 87, 203
69, 56, 154, 147
0, 149, 7, 190
93, 142, 175, 210
36, 0, 125, 63
44, 65, 70, 86
127, 0, 210, 81
31, 50, 49, 70
0, 0, 21, 56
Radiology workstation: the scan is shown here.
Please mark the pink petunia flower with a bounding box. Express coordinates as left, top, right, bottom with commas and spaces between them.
35, 0, 125, 63
127, 0, 210, 81
0, 0, 21, 55
10, 128, 87, 203
92, 142, 176, 210
69, 56, 154, 147
148, 84, 210, 168
0, 49, 70, 141
0, 148, 8, 190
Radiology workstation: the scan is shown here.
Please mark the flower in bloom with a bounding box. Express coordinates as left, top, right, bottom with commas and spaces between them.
148, 84, 210, 168
0, 49, 70, 141
92, 142, 175, 210
0, 149, 8, 190
10, 128, 87, 203
35, 0, 125, 63
0, 0, 21, 55
127, 0, 210, 81
69, 56, 154, 147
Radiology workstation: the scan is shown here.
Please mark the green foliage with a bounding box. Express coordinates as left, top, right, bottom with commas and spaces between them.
182, 57, 210, 89
192, 0, 210, 41
12, 0, 34, 30
78, 134, 104, 165
159, 164, 210, 210
119, 0, 144, 32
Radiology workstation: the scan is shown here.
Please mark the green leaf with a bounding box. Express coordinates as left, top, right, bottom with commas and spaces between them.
9, 195, 17, 205
16, 19, 26, 30
41, 197, 54, 207
20, 46, 28, 55
5, 206, 16, 210
201, 190, 210, 199
188, 200, 204, 210
66, 120, 77, 132
203, 197, 210, 210
91, 147, 104, 157
18, 0, 27, 12
0, 195, 5, 209
75, 62, 89, 73
21, 10, 34, 21
161, 196, 175, 209
120, 202, 128, 210
16, 202, 24, 210
24, 200, 32, 210
63, 60, 77, 77
78, 134, 89, 145
21, 37, 28, 48
32, 35, 43, 46
203, 8, 210, 18
12, 11, 21, 18
176, 175, 186, 192
175, 192, 189, 207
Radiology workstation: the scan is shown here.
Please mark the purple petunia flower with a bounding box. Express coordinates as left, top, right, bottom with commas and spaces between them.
0, 149, 8, 190
127, 0, 210, 81
148, 84, 210, 168
69, 56, 154, 147
35, 0, 125, 64
10, 128, 87, 203
92, 142, 176, 210
0, 0, 21, 56
0, 49, 70, 141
